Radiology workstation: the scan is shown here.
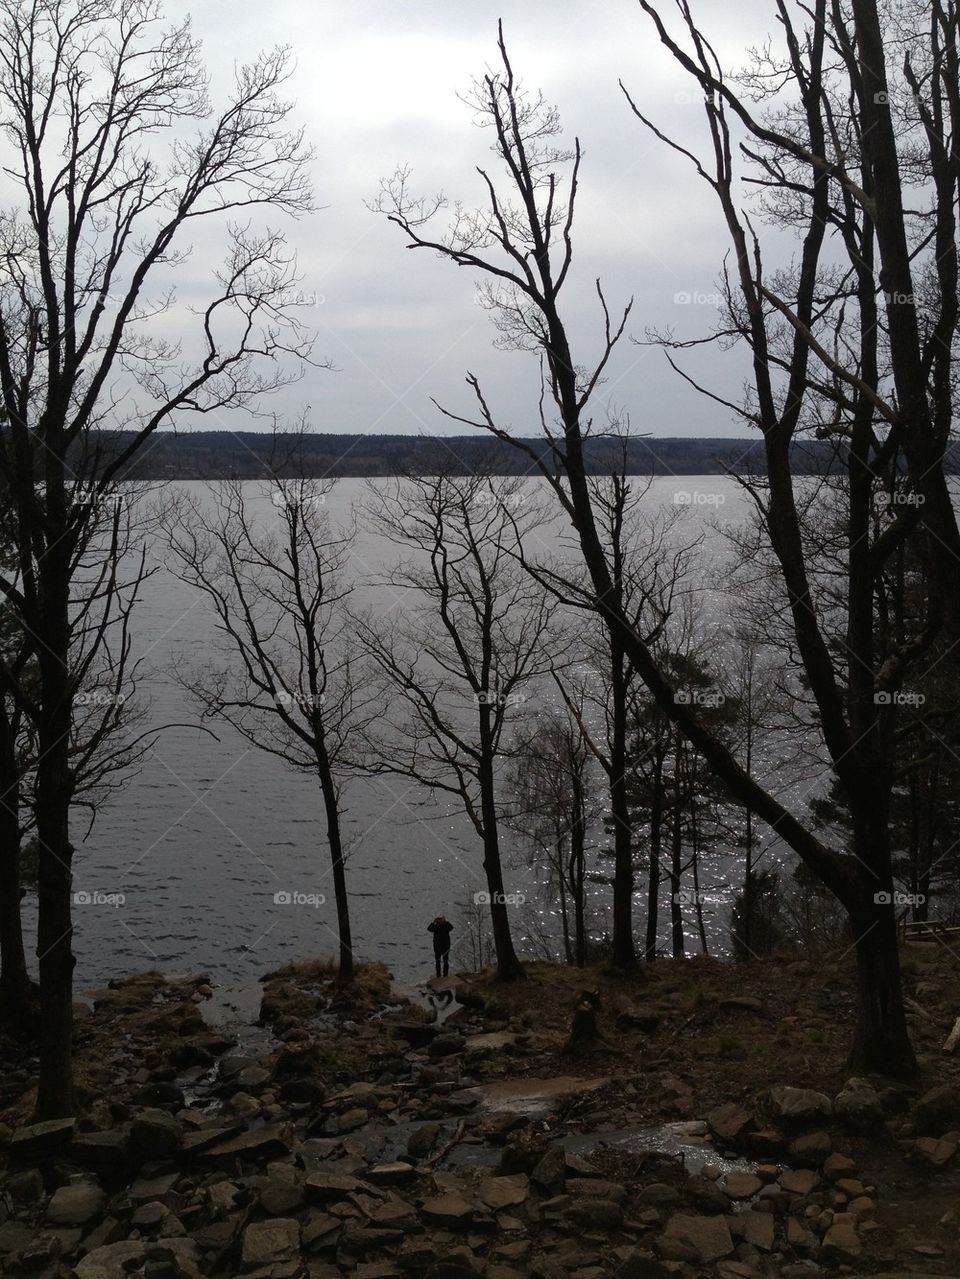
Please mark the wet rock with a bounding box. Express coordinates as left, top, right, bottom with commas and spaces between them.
46, 1181, 106, 1227
240, 1217, 300, 1271
661, 1212, 735, 1263
129, 1110, 182, 1164
722, 1172, 762, 1200
916, 1083, 960, 1136
767, 1086, 833, 1126
834, 1077, 882, 1130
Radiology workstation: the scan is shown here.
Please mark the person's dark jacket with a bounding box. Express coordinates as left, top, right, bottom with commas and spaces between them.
428, 918, 453, 953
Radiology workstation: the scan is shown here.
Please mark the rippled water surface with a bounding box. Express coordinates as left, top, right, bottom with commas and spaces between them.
22, 476, 754, 989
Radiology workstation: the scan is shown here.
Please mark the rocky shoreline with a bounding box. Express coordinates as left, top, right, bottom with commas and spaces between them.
2, 955, 960, 1277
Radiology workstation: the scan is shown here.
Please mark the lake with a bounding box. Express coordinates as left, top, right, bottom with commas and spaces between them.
21, 476, 761, 990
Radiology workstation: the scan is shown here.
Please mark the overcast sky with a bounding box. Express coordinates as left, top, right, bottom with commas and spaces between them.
165, 1, 783, 439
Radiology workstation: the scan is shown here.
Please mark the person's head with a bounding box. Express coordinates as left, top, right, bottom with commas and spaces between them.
435, 914, 446, 923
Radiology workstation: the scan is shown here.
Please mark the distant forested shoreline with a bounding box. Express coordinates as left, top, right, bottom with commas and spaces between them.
72, 431, 957, 480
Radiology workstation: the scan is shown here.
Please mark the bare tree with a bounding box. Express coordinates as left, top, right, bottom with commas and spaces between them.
357, 472, 555, 981
167, 477, 372, 983
375, 21, 944, 1074
0, 0, 314, 1117
506, 707, 598, 966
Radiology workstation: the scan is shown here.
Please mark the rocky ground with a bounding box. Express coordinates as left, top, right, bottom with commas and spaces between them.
2, 945, 960, 1278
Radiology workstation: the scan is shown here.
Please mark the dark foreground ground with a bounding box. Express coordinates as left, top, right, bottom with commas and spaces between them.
2, 943, 960, 1278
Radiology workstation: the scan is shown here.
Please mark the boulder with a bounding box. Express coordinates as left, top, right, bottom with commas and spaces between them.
789, 1131, 832, 1165
916, 1083, 960, 1137
46, 1182, 106, 1227
834, 1077, 883, 1129
910, 1136, 958, 1168
241, 1217, 300, 1271
476, 1175, 529, 1210
707, 1102, 754, 1143
779, 1168, 820, 1195
9, 1117, 76, 1161
722, 1171, 762, 1200
421, 1192, 476, 1229
767, 1086, 833, 1126
661, 1212, 735, 1264
129, 1110, 182, 1164
822, 1212, 861, 1262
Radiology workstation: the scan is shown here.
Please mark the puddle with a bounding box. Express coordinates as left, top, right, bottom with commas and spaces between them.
562, 1121, 758, 1178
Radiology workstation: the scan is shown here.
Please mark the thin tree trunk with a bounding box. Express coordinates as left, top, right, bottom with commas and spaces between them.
0, 709, 30, 1015
609, 634, 637, 966
645, 761, 663, 962
478, 711, 524, 980
317, 759, 353, 983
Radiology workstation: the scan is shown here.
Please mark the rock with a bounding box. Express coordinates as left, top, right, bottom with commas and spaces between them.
567, 1198, 623, 1227
661, 1212, 735, 1263
786, 1217, 818, 1251
477, 1175, 529, 1210
767, 1086, 833, 1125
421, 1192, 476, 1228
9, 1117, 76, 1160
6, 1169, 44, 1202
75, 1241, 148, 1279
834, 1077, 882, 1129
0, 1221, 37, 1254
567, 1177, 627, 1203
259, 1175, 305, 1215
722, 1172, 762, 1200
129, 1109, 182, 1164
134, 1080, 186, 1108
719, 995, 767, 1015
789, 1131, 832, 1165
637, 1182, 682, 1207
407, 1122, 442, 1159
707, 1103, 754, 1143
304, 1171, 364, 1203
823, 1152, 856, 1180
241, 1217, 300, 1271
821, 1213, 861, 1261
427, 1032, 466, 1058
197, 1122, 290, 1164
531, 1143, 567, 1193
910, 1136, 958, 1167
729, 1210, 775, 1250
916, 1083, 960, 1136
388, 1020, 438, 1048
46, 1182, 106, 1227
779, 1168, 820, 1195
70, 1130, 130, 1174
365, 1162, 419, 1187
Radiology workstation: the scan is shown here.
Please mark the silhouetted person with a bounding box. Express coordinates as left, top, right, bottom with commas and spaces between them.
428, 914, 453, 977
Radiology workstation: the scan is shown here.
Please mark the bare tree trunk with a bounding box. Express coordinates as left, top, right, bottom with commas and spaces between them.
556, 840, 573, 964
0, 708, 30, 1015
849, 898, 915, 1075
479, 711, 524, 980
670, 808, 684, 960
645, 766, 663, 962
609, 634, 637, 966
317, 758, 353, 983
